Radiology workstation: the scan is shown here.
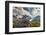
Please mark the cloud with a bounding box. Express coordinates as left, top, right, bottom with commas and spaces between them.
13, 7, 40, 20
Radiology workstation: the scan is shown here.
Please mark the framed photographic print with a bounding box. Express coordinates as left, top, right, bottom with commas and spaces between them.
5, 1, 45, 34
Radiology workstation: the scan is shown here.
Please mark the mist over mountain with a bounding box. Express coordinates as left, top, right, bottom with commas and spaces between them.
13, 7, 40, 21
23, 7, 40, 16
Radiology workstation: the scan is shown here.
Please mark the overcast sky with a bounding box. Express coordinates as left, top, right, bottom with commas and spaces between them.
13, 7, 40, 19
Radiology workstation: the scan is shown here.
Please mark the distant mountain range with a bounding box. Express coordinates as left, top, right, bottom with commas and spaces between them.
33, 16, 40, 21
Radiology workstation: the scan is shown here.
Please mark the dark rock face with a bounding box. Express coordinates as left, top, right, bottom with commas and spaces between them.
13, 15, 32, 28
22, 15, 32, 20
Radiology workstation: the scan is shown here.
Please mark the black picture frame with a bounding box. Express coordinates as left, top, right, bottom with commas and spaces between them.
5, 1, 45, 34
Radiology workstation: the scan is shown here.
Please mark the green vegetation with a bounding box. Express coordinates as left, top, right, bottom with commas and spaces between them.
13, 19, 40, 28
31, 20, 40, 27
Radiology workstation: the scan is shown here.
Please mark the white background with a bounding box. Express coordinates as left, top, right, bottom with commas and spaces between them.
0, 0, 46, 35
